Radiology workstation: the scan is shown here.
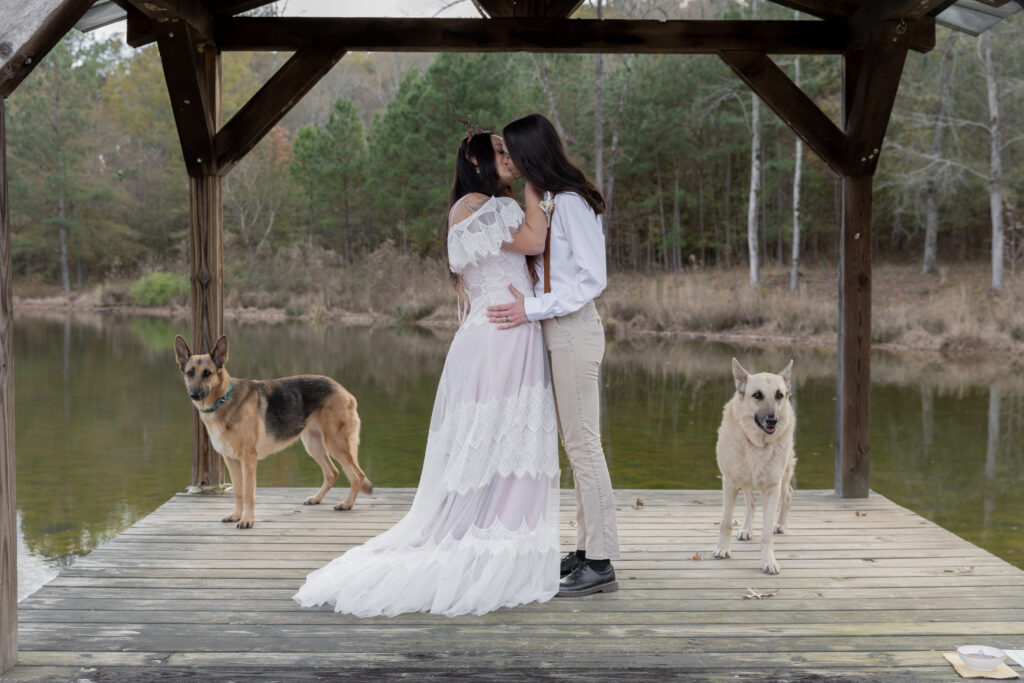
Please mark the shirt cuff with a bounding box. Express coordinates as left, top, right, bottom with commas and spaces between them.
523, 296, 543, 322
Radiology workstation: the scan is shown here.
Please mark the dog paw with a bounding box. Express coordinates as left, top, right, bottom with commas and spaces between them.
333, 503, 352, 511
761, 558, 781, 575
712, 546, 731, 559
236, 519, 254, 529
222, 514, 240, 523
773, 524, 786, 535
303, 496, 321, 505
736, 530, 752, 541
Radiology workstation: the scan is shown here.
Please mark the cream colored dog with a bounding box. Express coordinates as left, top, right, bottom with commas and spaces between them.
712, 358, 796, 575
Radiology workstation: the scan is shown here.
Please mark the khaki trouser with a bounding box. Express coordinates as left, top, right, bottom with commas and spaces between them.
541, 300, 620, 560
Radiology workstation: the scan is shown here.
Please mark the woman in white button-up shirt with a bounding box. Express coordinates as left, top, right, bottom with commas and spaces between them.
487, 114, 621, 599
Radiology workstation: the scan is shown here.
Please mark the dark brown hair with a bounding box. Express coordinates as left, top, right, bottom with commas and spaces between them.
502, 113, 605, 215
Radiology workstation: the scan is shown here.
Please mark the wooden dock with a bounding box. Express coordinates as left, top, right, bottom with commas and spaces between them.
8, 488, 1024, 681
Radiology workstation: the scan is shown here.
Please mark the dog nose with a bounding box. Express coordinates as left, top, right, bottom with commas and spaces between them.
765, 415, 779, 427
190, 392, 202, 400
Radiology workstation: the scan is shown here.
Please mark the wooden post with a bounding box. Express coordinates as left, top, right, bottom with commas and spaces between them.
1, 97, 18, 674
188, 41, 223, 490
836, 174, 872, 498
188, 173, 224, 489
836, 48, 871, 498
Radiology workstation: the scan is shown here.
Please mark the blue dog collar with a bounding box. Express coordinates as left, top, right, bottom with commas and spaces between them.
199, 384, 233, 413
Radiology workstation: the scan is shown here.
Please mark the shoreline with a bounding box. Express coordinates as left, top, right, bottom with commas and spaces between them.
14, 295, 1021, 360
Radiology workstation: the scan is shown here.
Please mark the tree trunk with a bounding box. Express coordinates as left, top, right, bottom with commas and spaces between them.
983, 31, 1004, 290
531, 54, 567, 139
673, 162, 682, 270
791, 46, 803, 292
922, 43, 954, 276
604, 54, 635, 262
58, 189, 70, 293
747, 0, 761, 287
922, 178, 938, 274
593, 0, 605, 237
656, 165, 667, 271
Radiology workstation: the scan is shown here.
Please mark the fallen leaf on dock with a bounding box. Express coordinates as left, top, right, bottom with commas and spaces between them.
690, 552, 702, 561
633, 497, 644, 510
743, 587, 779, 600
568, 520, 577, 527
855, 511, 867, 517
944, 566, 974, 574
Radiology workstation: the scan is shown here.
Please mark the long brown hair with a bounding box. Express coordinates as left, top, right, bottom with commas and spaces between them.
445, 132, 537, 288
503, 113, 605, 215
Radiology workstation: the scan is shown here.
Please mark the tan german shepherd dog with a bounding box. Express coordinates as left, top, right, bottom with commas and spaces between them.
174, 335, 371, 528
712, 358, 796, 575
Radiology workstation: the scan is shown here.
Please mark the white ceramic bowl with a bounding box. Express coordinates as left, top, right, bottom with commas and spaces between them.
956, 645, 1006, 671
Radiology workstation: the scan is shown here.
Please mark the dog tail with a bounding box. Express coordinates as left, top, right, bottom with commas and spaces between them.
361, 477, 373, 494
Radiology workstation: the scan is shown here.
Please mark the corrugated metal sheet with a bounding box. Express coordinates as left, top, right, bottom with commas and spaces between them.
936, 0, 1022, 35
74, 0, 125, 32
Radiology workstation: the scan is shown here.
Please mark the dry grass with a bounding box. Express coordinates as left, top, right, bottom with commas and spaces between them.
600, 263, 1024, 355
15, 251, 1024, 356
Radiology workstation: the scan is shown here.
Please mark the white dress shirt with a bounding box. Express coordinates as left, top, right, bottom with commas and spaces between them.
523, 192, 607, 321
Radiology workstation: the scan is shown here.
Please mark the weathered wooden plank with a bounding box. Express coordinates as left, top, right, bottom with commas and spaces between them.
156, 22, 219, 177
835, 174, 873, 498
19, 605, 1024, 625
0, 0, 95, 98
215, 17, 851, 54
843, 21, 911, 176
187, 173, 225, 488
124, 0, 215, 44
16, 489, 1024, 679
0, 96, 16, 677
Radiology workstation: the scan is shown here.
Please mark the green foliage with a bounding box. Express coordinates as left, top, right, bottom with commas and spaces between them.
130, 272, 189, 307
7, 17, 1024, 292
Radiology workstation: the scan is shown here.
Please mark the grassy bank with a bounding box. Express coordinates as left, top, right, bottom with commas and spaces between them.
14, 249, 1024, 356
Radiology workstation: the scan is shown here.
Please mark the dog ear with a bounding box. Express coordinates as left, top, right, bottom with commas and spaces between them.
174, 336, 192, 372
210, 335, 229, 368
731, 357, 748, 395
778, 359, 794, 390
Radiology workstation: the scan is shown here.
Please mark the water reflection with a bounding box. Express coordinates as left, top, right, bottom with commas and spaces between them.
12, 313, 1024, 599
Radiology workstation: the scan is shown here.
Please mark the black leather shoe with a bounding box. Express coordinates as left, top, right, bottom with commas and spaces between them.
560, 551, 583, 578
555, 562, 618, 597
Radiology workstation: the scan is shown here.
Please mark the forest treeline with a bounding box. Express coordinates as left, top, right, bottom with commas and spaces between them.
6, 1, 1024, 298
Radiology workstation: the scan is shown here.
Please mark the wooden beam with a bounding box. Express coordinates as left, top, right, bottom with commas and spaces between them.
836, 174, 873, 499
846, 0, 950, 49
766, 0, 859, 20
0, 0, 95, 98
157, 23, 218, 176
476, 0, 583, 17
125, 2, 160, 49
124, 0, 215, 44
216, 47, 345, 175
720, 51, 847, 176
215, 17, 851, 54
843, 22, 911, 175
189, 174, 225, 490
0, 97, 17, 676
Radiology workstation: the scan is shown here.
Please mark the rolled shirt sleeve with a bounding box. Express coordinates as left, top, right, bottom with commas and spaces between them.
523, 193, 607, 321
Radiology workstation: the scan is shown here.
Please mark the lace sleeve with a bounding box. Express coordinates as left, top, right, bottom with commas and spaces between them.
447, 196, 525, 273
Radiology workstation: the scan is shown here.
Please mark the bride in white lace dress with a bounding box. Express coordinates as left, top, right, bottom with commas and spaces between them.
294, 129, 559, 617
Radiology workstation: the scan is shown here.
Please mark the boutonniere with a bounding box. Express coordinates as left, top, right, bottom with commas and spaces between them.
538, 191, 555, 222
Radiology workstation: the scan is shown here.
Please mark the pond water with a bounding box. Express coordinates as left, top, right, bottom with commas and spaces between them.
12, 312, 1024, 599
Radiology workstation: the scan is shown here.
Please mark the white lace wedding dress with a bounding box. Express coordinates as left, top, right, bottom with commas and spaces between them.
293, 195, 560, 617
